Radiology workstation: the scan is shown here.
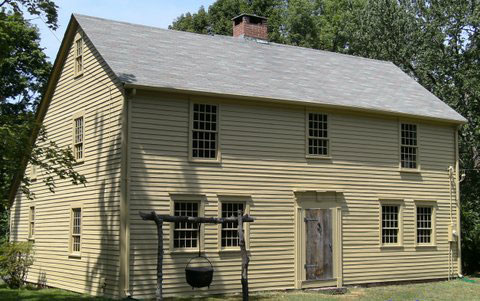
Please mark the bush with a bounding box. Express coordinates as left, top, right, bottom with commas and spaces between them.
0, 241, 34, 288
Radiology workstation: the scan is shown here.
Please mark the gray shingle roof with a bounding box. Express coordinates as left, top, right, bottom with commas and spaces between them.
74, 14, 466, 123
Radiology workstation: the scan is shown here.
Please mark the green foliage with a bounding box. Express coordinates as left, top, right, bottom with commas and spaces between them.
0, 1, 86, 238
0, 0, 58, 29
0, 241, 34, 288
171, 0, 480, 273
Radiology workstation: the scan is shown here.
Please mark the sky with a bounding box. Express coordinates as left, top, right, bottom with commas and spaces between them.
32, 0, 215, 62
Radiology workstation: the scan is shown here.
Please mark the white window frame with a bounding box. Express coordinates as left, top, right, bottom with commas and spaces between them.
188, 101, 221, 162
169, 194, 206, 252
28, 206, 35, 240
69, 204, 83, 257
305, 111, 330, 158
74, 33, 84, 77
415, 200, 436, 247
378, 199, 404, 247
399, 122, 420, 171
217, 195, 251, 251
72, 111, 85, 163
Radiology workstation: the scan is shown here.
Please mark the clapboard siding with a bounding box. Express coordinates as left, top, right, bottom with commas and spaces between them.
129, 91, 458, 299
10, 28, 124, 299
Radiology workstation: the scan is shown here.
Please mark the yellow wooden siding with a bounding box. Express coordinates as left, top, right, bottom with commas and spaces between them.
128, 91, 459, 299
10, 29, 124, 298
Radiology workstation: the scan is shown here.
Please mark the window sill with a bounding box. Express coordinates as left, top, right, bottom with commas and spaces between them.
306, 155, 332, 160
27, 237, 34, 242
218, 248, 248, 253
189, 158, 221, 164
380, 244, 404, 249
399, 168, 421, 173
74, 160, 85, 166
74, 72, 84, 79
415, 244, 436, 249
68, 253, 81, 259
167, 249, 201, 255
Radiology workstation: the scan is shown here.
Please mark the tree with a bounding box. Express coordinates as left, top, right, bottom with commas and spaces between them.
1, 0, 86, 239
171, 0, 480, 273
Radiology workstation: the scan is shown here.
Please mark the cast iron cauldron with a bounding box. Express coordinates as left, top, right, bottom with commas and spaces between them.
185, 255, 214, 289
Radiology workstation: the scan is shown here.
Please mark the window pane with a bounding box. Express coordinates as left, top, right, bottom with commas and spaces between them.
417, 207, 432, 244
192, 103, 218, 159
401, 123, 418, 168
74, 117, 84, 160
71, 208, 81, 253
382, 205, 399, 244
173, 202, 198, 248
221, 203, 244, 247
308, 113, 328, 156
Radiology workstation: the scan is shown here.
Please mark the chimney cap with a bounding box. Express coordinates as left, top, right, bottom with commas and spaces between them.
231, 13, 267, 21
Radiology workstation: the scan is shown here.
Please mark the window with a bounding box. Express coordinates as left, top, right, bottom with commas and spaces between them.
400, 123, 418, 169
73, 115, 84, 161
307, 113, 329, 156
30, 165, 37, 181
74, 35, 83, 76
221, 202, 244, 248
417, 206, 432, 244
191, 103, 218, 160
71, 208, 82, 254
382, 205, 399, 244
29, 206, 35, 240
173, 202, 199, 248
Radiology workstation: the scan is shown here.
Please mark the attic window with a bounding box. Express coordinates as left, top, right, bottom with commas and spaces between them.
74, 35, 84, 76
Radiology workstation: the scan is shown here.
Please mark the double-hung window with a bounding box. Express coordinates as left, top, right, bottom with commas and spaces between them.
71, 207, 82, 254
73, 113, 84, 161
307, 113, 329, 157
74, 34, 84, 76
400, 123, 418, 169
221, 202, 244, 248
416, 206, 433, 244
381, 205, 400, 244
173, 202, 199, 248
29, 206, 35, 240
191, 103, 219, 160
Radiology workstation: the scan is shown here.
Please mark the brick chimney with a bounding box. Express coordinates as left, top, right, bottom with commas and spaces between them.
232, 14, 268, 40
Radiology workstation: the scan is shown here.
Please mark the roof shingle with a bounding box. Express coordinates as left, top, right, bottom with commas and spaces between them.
74, 14, 466, 123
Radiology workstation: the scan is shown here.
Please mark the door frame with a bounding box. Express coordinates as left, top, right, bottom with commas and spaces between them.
294, 190, 343, 289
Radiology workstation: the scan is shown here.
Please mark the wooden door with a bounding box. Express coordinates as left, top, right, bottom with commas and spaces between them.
304, 209, 333, 280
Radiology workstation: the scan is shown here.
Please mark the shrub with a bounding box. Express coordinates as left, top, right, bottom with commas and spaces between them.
0, 241, 34, 288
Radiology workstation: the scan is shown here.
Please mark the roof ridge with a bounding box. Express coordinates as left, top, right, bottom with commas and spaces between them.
73, 13, 392, 66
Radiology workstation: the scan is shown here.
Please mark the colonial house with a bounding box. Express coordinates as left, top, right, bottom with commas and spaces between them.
9, 13, 466, 299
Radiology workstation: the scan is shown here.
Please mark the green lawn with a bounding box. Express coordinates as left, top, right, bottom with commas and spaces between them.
0, 284, 111, 301
0, 278, 479, 301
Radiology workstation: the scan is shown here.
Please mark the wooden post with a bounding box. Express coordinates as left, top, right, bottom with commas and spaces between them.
152, 212, 163, 301
238, 210, 249, 301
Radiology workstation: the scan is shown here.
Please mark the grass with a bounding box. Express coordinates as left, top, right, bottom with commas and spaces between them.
0, 284, 111, 301
0, 278, 479, 301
